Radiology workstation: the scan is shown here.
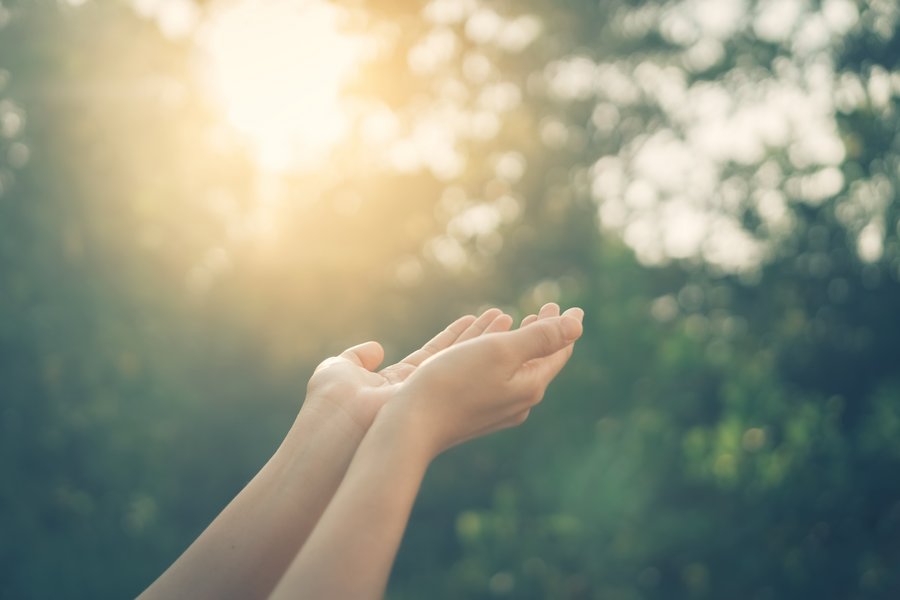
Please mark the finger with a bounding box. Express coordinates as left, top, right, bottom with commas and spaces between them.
506, 314, 583, 361
519, 314, 538, 328
515, 342, 574, 392
339, 341, 385, 371
538, 302, 560, 319
532, 306, 581, 353
562, 306, 584, 322
455, 307, 503, 343
400, 314, 477, 367
525, 304, 583, 366
513, 308, 584, 388
483, 313, 514, 334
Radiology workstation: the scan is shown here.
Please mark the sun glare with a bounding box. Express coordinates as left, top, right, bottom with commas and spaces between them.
199, 0, 365, 171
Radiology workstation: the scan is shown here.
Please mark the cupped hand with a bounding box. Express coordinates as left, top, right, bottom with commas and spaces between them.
301, 309, 514, 433
389, 303, 584, 458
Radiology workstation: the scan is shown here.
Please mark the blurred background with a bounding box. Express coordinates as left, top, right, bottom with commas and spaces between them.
1, 0, 900, 597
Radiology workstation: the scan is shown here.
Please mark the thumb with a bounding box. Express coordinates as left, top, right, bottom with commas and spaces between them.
508, 315, 583, 361
339, 341, 385, 371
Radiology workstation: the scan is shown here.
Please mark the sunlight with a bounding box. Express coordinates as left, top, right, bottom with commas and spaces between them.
198, 0, 365, 171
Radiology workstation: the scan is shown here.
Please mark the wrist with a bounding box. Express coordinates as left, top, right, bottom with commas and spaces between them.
303, 389, 372, 431
278, 398, 369, 461
370, 397, 440, 467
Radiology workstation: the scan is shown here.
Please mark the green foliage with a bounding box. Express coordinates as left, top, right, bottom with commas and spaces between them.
2, 0, 900, 598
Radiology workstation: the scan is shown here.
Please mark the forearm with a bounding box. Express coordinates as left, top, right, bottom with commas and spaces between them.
140, 404, 366, 600
270, 404, 433, 600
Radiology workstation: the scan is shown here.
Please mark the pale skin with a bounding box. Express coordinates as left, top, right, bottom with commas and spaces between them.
142, 302, 582, 599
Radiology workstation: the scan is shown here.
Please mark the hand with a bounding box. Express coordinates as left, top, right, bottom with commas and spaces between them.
299, 309, 515, 434
266, 304, 583, 600
387, 303, 584, 458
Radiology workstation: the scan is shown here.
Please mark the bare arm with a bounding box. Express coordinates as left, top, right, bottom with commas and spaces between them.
270, 306, 583, 599
138, 406, 368, 600
269, 406, 432, 599
140, 311, 511, 599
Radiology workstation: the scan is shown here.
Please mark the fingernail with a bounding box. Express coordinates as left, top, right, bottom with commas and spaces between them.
560, 315, 582, 341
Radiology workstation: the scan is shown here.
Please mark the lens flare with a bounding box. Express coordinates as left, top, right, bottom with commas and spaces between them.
199, 0, 365, 171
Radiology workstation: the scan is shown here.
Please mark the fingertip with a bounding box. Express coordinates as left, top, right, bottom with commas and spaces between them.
481, 307, 503, 320
371, 341, 387, 367
489, 313, 514, 332
457, 314, 478, 326
560, 315, 583, 341
362, 340, 386, 363
562, 306, 584, 323
341, 340, 385, 371
513, 315, 577, 360
538, 302, 560, 318
456, 307, 505, 343
520, 314, 538, 328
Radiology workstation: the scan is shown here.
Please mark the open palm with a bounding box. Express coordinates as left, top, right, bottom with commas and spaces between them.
304, 309, 514, 432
